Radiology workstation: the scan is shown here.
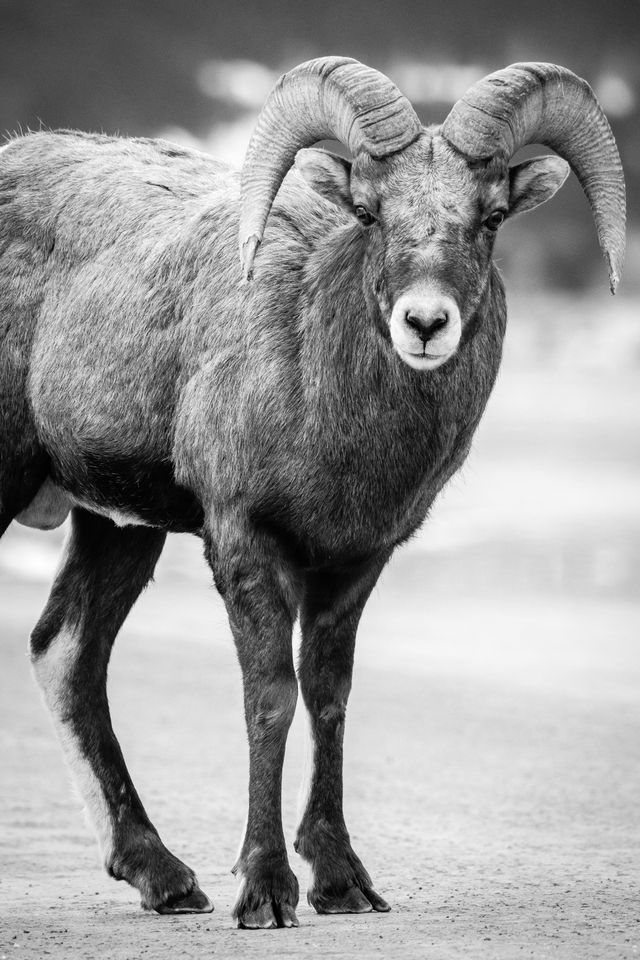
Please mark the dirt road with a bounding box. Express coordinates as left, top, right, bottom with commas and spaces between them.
1, 350, 639, 958
1, 549, 638, 958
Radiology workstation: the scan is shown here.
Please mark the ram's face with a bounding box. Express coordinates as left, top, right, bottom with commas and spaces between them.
296, 131, 568, 371
353, 134, 510, 370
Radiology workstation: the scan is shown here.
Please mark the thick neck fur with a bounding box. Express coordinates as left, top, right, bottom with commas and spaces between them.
236, 218, 508, 564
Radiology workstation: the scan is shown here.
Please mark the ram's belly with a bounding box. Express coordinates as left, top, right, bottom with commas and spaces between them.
16, 466, 203, 534
14, 478, 166, 531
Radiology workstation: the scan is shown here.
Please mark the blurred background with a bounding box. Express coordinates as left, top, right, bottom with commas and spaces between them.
0, 3, 638, 954
1, 0, 639, 288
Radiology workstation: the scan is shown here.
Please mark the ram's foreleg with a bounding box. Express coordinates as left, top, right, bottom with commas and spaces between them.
206, 518, 300, 929
295, 556, 391, 914
30, 508, 213, 914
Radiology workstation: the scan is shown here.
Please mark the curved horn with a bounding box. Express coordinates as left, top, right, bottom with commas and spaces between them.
239, 56, 422, 279
441, 63, 626, 293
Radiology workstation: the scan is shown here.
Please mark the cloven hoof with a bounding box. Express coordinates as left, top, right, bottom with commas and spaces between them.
155, 886, 214, 915
311, 885, 391, 914
237, 900, 299, 929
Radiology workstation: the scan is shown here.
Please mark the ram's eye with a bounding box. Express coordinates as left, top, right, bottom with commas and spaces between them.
484, 209, 506, 231
354, 204, 376, 227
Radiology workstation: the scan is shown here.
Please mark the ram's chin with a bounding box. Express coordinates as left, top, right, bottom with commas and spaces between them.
393, 345, 454, 371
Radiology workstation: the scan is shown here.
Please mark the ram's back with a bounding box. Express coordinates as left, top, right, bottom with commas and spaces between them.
0, 130, 236, 251
0, 130, 244, 358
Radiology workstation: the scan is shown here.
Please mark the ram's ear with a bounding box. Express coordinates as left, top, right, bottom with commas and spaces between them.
295, 148, 353, 211
508, 156, 570, 217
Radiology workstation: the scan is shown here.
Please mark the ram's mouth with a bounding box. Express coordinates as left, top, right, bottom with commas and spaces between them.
408, 350, 445, 361
394, 345, 453, 371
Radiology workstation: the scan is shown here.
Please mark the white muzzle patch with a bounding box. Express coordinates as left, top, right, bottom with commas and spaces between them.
389, 287, 462, 371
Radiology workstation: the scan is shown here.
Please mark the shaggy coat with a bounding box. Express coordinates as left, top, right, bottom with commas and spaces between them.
1, 131, 505, 548
0, 129, 514, 927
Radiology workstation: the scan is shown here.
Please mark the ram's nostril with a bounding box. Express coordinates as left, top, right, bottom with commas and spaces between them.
405, 312, 424, 334
405, 311, 449, 342
429, 315, 448, 333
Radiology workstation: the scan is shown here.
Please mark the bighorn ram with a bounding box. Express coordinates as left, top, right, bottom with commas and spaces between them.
0, 57, 625, 928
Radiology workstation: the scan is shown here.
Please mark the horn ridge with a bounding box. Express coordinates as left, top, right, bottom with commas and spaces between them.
442, 62, 626, 291
239, 56, 422, 280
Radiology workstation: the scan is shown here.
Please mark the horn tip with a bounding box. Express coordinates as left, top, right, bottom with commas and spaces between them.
240, 234, 261, 282
607, 253, 621, 295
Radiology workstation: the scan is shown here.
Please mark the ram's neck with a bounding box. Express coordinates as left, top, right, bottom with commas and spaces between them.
297, 233, 507, 516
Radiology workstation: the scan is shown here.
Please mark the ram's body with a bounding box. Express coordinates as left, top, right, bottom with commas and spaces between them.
1, 130, 503, 558
0, 58, 624, 930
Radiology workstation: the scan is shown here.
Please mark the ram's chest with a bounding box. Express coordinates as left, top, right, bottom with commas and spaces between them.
234, 383, 482, 566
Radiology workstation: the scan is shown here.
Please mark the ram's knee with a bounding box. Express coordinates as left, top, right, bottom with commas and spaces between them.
300, 668, 350, 724
251, 677, 298, 741
30, 616, 81, 709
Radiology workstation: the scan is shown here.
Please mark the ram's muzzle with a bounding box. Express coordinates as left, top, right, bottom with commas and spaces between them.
389, 285, 462, 371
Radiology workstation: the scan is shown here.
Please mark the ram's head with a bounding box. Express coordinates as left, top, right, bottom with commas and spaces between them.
239, 58, 625, 371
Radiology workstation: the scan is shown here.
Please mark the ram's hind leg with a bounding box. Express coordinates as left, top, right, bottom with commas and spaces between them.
30, 508, 213, 914
295, 558, 391, 914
